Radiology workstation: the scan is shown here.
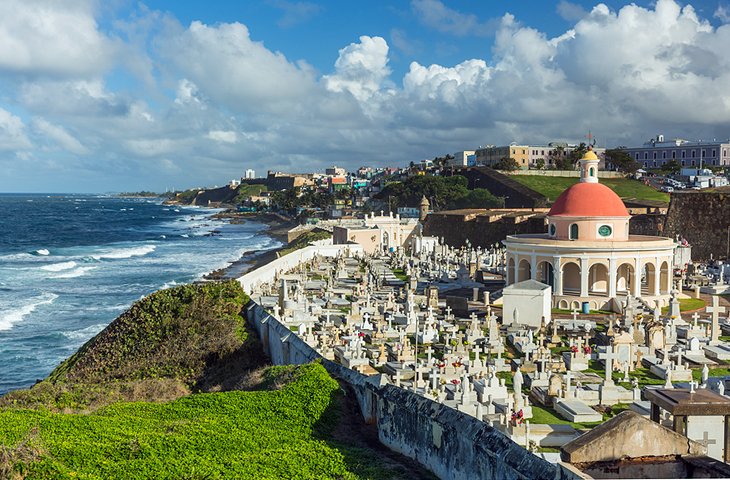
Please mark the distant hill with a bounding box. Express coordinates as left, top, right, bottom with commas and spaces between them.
509, 175, 669, 204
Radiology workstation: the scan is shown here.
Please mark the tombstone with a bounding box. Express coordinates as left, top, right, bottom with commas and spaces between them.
707, 295, 726, 345
501, 280, 551, 328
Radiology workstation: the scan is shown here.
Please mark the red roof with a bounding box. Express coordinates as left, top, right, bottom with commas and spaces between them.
548, 182, 630, 217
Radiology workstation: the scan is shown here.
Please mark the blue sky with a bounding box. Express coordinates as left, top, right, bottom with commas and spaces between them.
0, 0, 729, 192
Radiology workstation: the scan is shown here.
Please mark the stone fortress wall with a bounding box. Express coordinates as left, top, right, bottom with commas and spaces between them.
663, 191, 730, 262
245, 300, 579, 480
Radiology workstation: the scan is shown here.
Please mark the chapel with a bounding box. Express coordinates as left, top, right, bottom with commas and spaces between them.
503, 147, 676, 312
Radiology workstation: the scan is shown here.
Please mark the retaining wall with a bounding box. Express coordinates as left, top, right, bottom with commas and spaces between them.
244, 300, 578, 480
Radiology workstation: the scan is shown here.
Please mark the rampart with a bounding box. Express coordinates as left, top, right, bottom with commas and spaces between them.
446, 167, 548, 208
424, 209, 548, 248
244, 297, 578, 479
663, 191, 730, 261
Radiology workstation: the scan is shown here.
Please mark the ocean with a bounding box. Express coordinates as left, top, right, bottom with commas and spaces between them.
0, 194, 279, 395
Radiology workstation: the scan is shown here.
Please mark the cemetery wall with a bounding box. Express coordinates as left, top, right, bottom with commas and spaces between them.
244, 300, 579, 480
238, 244, 363, 292
663, 191, 730, 261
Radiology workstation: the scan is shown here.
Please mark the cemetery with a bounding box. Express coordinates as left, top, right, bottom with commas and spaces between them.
237, 149, 730, 478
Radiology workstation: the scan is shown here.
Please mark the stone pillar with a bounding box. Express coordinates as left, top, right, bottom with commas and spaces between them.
609, 258, 617, 298
665, 257, 673, 295
633, 259, 642, 298
580, 257, 589, 298
514, 257, 519, 286
530, 254, 537, 281
554, 257, 563, 296
653, 257, 661, 296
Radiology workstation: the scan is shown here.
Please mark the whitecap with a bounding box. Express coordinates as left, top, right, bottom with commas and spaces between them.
34, 249, 50, 256
61, 323, 106, 341
40, 261, 77, 272
0, 293, 58, 331
91, 245, 156, 261
53, 266, 97, 279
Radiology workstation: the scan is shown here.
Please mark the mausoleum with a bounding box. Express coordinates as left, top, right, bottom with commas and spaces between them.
503, 147, 676, 312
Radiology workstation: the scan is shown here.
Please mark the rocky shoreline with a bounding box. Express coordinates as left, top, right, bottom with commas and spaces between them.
202, 210, 297, 281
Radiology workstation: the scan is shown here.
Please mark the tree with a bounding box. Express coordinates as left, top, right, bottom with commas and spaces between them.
662, 159, 681, 174
605, 148, 640, 173
448, 188, 504, 209
494, 157, 519, 171
534, 158, 545, 170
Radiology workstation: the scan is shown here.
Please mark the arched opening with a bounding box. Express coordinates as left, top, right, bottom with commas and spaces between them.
642, 263, 657, 296
537, 261, 554, 288
559, 300, 569, 309
518, 259, 531, 282
660, 261, 670, 294
569, 223, 579, 240
507, 257, 515, 285
588, 263, 609, 296
616, 263, 634, 295
381, 231, 390, 251
589, 167, 595, 177
571, 301, 581, 311
562, 262, 581, 295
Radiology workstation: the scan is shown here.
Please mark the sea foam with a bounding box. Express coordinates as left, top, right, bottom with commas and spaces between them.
40, 261, 77, 272
91, 245, 156, 260
0, 293, 58, 331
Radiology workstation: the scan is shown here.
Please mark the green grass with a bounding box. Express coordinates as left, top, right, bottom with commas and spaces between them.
692, 367, 730, 382
391, 269, 408, 282
510, 175, 669, 203
529, 405, 603, 430
662, 297, 706, 314
552, 308, 613, 315
0, 364, 411, 479
279, 230, 331, 257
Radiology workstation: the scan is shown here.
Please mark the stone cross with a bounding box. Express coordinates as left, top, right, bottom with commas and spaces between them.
699, 431, 717, 448
571, 308, 579, 322
706, 295, 726, 345
425, 346, 434, 364
692, 312, 701, 328
598, 345, 617, 385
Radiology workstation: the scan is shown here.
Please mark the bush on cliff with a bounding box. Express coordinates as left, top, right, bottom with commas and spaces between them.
1, 280, 265, 411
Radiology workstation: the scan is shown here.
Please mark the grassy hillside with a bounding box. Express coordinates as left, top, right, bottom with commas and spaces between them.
0, 363, 419, 479
509, 175, 669, 203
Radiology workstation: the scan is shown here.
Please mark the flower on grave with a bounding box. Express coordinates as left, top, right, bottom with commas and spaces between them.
452, 361, 463, 368
450, 340, 458, 346
358, 332, 365, 338
570, 345, 579, 354
451, 379, 460, 385
583, 345, 592, 354
438, 363, 446, 369
463, 341, 470, 345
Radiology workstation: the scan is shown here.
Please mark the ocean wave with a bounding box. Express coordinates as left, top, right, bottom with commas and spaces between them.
34, 249, 50, 256
40, 261, 77, 272
91, 245, 156, 260
61, 323, 106, 341
0, 292, 58, 331
52, 266, 97, 279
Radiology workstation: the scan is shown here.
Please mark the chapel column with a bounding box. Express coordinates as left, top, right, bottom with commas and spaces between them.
530, 254, 537, 281
580, 257, 589, 298
653, 257, 661, 296
609, 258, 617, 298
553, 257, 563, 295
633, 258, 642, 298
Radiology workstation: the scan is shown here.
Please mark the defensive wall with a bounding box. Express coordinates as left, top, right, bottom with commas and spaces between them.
663, 191, 730, 262
445, 167, 548, 208
244, 300, 579, 480
423, 209, 548, 248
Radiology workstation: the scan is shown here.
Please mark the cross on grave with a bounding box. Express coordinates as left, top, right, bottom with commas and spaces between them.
699, 431, 717, 449
571, 308, 580, 322
692, 312, 701, 328
424, 346, 434, 364
707, 295, 726, 345
598, 345, 618, 385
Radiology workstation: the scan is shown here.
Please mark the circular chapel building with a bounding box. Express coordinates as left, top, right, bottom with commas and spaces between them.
503, 148, 675, 312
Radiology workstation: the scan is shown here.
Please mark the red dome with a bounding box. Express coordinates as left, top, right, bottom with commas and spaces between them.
548, 182, 630, 217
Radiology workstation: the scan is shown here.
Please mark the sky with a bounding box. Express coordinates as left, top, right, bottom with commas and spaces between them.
1, 0, 730, 192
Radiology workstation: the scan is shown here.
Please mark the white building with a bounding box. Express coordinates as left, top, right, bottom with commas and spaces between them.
326, 166, 347, 176
623, 135, 730, 169
501, 280, 552, 328
244, 169, 256, 179
451, 150, 476, 166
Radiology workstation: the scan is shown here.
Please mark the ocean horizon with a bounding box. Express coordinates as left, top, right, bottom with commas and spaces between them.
0, 193, 279, 394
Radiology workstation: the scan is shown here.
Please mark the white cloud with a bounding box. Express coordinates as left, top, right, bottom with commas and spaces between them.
411, 0, 499, 37
0, 0, 115, 77
0, 108, 31, 151
207, 130, 238, 143
32, 118, 88, 155
156, 21, 318, 114
715, 4, 730, 23
323, 36, 391, 102
556, 1, 588, 21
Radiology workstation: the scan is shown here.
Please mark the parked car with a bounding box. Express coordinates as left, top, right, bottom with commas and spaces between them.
661, 186, 674, 193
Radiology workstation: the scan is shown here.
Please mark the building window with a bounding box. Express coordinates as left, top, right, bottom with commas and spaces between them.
644, 152, 648, 160
598, 225, 612, 237
713, 149, 716, 157
702, 149, 706, 158
672, 151, 676, 159
589, 167, 595, 177
549, 224, 556, 236
636, 153, 640, 160
692, 150, 695, 157
653, 161, 657, 167
569, 223, 579, 240
653, 152, 657, 159
662, 151, 666, 159
724, 149, 727, 157
682, 150, 686, 158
